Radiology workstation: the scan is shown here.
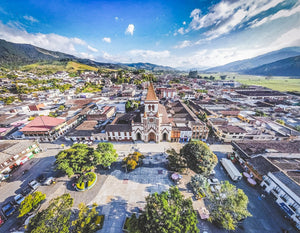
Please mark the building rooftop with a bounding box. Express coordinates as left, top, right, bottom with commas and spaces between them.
272, 171, 300, 195
0, 140, 36, 164
233, 140, 300, 156
247, 156, 279, 176
20, 116, 65, 132
145, 83, 158, 101
218, 125, 246, 134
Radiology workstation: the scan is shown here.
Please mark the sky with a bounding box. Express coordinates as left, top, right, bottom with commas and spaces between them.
0, 0, 299, 69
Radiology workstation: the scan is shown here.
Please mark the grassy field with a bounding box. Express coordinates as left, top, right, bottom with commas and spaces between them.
234, 75, 300, 92
66, 61, 98, 72
20, 61, 98, 74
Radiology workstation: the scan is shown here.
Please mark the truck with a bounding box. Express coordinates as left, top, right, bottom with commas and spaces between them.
220, 158, 242, 181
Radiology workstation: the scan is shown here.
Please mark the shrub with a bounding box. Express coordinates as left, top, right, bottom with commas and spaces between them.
76, 182, 85, 190
123, 152, 144, 171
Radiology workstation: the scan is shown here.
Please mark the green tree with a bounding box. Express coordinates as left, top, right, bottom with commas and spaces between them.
133, 186, 199, 233
181, 141, 218, 176
207, 181, 251, 230
96, 142, 118, 168
125, 100, 133, 112
27, 194, 74, 233
276, 119, 285, 125
190, 174, 209, 198
56, 144, 99, 177
18, 191, 46, 217
166, 149, 187, 173
58, 105, 65, 110
71, 203, 102, 233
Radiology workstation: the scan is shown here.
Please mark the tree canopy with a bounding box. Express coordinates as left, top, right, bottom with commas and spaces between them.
207, 181, 252, 230
19, 191, 46, 217
56, 143, 118, 176
131, 186, 199, 233
181, 141, 218, 176
71, 203, 102, 233
27, 193, 74, 233
96, 142, 118, 168
55, 144, 98, 177
166, 148, 187, 173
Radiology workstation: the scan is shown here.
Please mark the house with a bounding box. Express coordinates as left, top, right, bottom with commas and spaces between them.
260, 172, 300, 230
214, 125, 246, 142
20, 116, 67, 142
106, 83, 172, 142
0, 140, 40, 175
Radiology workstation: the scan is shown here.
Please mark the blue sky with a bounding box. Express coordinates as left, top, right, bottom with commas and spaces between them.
0, 0, 299, 68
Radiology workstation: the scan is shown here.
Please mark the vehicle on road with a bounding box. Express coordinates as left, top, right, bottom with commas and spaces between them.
14, 194, 25, 205
0, 214, 5, 226
28, 180, 41, 190
21, 186, 32, 196
43, 177, 55, 186
1, 202, 16, 218
37, 174, 47, 183
220, 158, 242, 181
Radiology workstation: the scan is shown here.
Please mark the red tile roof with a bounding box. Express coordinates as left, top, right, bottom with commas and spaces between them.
20, 116, 65, 132
145, 83, 158, 101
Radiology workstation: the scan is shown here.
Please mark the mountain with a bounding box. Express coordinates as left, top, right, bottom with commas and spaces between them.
206, 47, 300, 73
243, 55, 300, 76
122, 62, 175, 71
0, 39, 175, 71
0, 39, 76, 66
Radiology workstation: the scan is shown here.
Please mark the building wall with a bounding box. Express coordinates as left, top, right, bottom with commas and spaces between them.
260, 172, 300, 230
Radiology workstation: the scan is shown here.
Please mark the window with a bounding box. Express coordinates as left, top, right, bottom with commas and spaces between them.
281, 194, 288, 202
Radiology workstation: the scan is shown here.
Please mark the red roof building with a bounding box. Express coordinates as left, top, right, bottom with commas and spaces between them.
20, 116, 66, 142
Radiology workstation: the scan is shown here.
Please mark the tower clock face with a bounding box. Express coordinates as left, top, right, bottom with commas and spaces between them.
149, 118, 154, 123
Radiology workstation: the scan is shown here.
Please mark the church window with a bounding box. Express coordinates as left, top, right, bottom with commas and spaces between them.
148, 105, 151, 111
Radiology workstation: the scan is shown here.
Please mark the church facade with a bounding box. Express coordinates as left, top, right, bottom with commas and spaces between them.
106, 83, 172, 142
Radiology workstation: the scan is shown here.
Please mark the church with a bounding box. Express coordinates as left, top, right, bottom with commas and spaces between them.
106, 83, 172, 142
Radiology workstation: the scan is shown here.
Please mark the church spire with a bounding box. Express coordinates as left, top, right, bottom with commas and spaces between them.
145, 82, 158, 101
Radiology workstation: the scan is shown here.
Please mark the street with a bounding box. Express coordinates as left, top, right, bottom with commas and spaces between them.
0, 141, 297, 233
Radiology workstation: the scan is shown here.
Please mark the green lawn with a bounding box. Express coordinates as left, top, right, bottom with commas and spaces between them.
235, 75, 300, 92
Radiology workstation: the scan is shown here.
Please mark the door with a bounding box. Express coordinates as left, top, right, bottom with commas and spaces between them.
148, 132, 156, 142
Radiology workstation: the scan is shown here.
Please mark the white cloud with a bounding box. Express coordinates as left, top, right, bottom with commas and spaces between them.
177, 27, 184, 35
115, 16, 119, 21
183, 21, 186, 25
129, 49, 170, 59
251, 3, 300, 28
102, 37, 111, 43
174, 40, 192, 49
87, 45, 98, 52
187, 0, 286, 39
0, 21, 95, 58
23, 15, 39, 23
125, 24, 135, 35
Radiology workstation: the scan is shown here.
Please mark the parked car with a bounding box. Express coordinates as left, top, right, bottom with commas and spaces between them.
0, 214, 5, 226
28, 180, 41, 190
37, 174, 47, 183
14, 194, 25, 205
43, 177, 56, 186
1, 202, 16, 218
21, 186, 32, 196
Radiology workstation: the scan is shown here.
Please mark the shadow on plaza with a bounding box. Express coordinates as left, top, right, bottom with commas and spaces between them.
96, 196, 132, 232
94, 154, 174, 187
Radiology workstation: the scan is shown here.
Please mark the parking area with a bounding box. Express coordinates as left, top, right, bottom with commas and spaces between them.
0, 141, 297, 233
211, 149, 297, 233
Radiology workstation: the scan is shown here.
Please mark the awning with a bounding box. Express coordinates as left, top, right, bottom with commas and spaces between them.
279, 203, 293, 216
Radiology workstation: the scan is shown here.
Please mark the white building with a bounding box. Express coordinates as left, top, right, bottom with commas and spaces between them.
261, 171, 300, 230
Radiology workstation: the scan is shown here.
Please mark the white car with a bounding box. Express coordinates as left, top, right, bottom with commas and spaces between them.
28, 180, 41, 190
14, 194, 25, 205
43, 177, 55, 186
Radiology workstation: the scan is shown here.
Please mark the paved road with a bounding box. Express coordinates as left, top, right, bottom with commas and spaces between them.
211, 149, 297, 233
1, 141, 297, 233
